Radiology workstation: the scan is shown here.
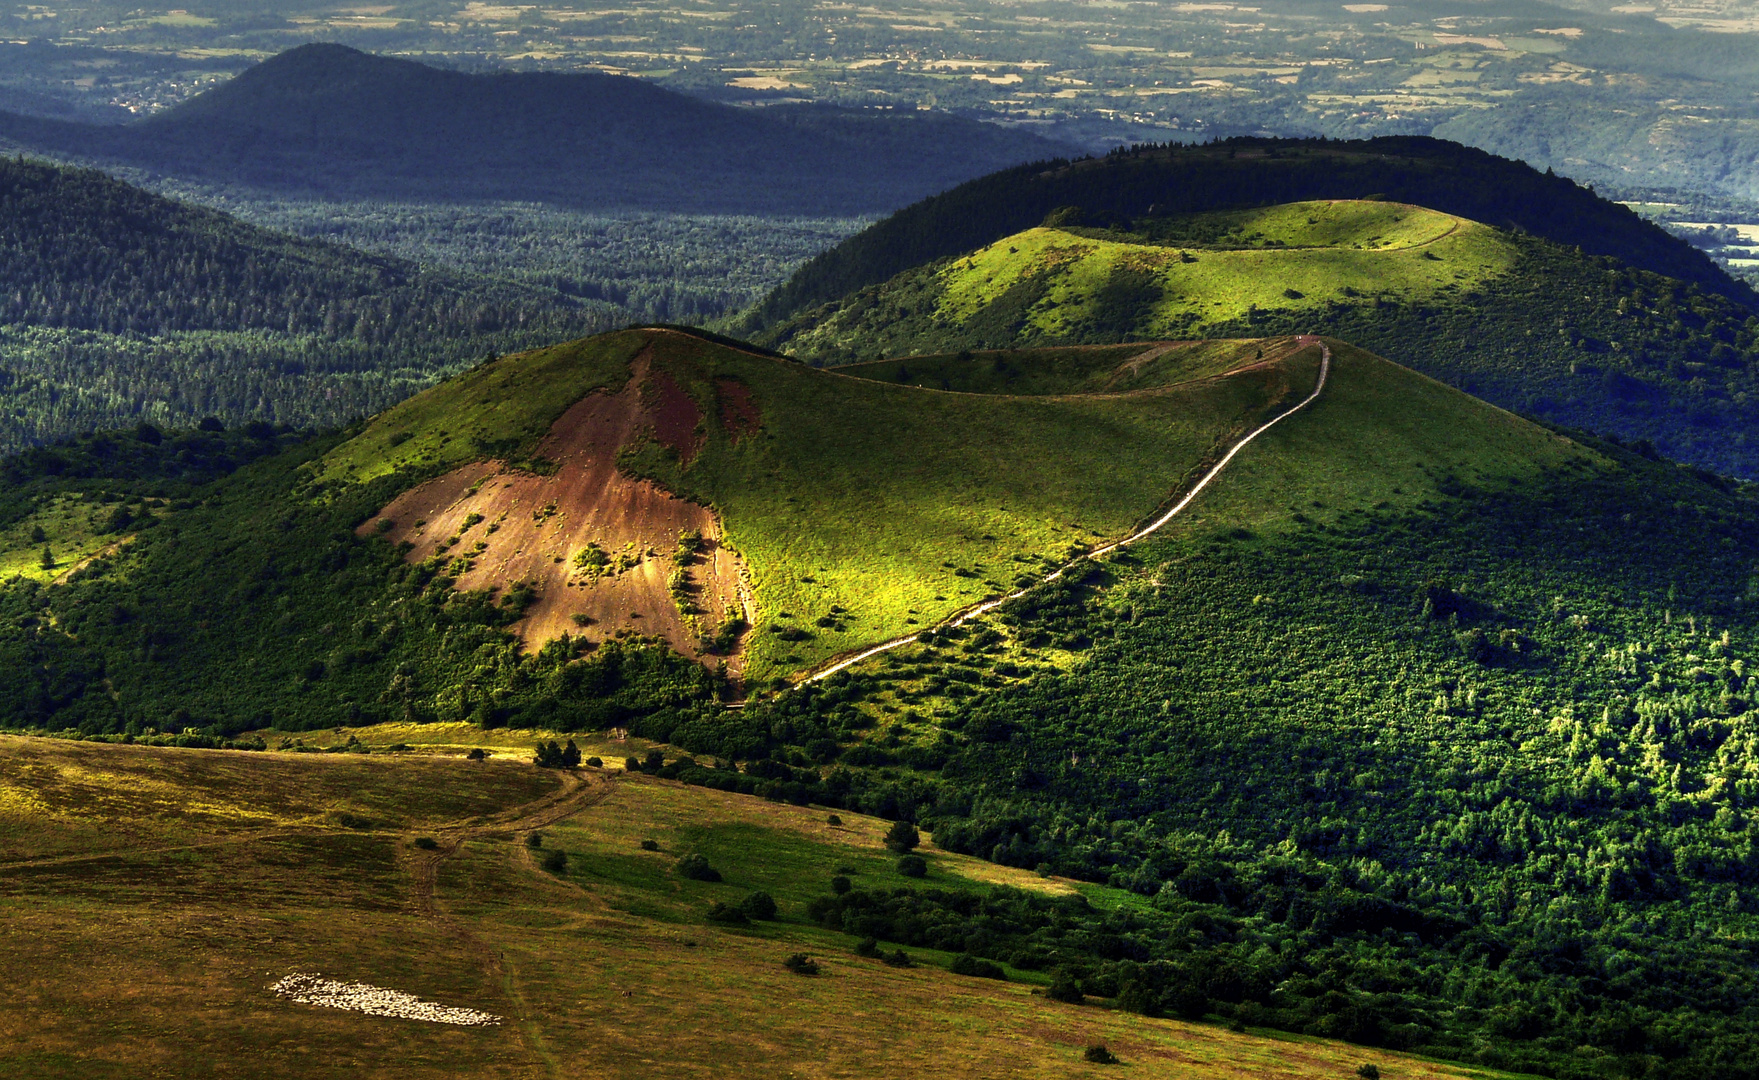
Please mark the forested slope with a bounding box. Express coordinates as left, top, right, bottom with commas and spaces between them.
0, 157, 611, 452
735, 136, 1751, 335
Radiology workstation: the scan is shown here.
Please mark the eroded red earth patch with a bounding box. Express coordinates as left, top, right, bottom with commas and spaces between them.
646, 370, 703, 465
716, 378, 762, 445
361, 351, 751, 671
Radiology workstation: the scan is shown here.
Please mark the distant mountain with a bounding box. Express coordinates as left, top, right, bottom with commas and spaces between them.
0, 156, 608, 451
0, 44, 1074, 216
735, 136, 1754, 334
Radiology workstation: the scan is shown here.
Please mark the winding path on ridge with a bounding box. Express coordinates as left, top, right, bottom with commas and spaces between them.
798, 337, 1332, 687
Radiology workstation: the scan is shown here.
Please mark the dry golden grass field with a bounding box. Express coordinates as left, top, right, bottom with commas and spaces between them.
0, 731, 1534, 1079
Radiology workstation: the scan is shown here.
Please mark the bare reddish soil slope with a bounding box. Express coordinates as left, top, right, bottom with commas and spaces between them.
716, 378, 761, 445
362, 352, 752, 669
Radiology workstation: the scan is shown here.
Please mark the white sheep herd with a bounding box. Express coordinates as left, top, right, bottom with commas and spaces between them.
270, 973, 503, 1026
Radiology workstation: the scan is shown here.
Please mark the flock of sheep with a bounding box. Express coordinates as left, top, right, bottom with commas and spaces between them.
270, 973, 502, 1026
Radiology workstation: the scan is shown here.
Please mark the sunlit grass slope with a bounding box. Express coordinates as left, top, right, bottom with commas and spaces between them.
0, 733, 1530, 1080
1155, 339, 1605, 540
765, 200, 1516, 361
313, 331, 649, 487
839, 338, 1279, 395
314, 328, 1320, 683
621, 331, 1319, 682
939, 202, 1502, 331
823, 340, 1601, 698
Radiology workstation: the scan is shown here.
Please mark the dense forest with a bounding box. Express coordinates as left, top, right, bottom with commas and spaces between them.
0, 156, 615, 451
734, 137, 1752, 336
183, 194, 863, 326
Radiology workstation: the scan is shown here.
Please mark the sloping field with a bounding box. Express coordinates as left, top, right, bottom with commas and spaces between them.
838, 338, 1289, 395
321, 328, 1323, 683
0, 733, 1531, 1080
937, 202, 1502, 334
759, 200, 1517, 361
623, 331, 1320, 683
1145, 339, 1605, 539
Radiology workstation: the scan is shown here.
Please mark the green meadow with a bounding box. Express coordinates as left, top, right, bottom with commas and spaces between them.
0, 732, 1533, 1080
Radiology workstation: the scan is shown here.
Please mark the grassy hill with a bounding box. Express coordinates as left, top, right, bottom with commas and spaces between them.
317, 327, 1328, 684
0, 43, 1071, 216
735, 136, 1752, 337
0, 732, 1526, 1079
0, 156, 612, 454
762, 199, 1759, 479
5, 325, 1759, 1076
682, 341, 1759, 1079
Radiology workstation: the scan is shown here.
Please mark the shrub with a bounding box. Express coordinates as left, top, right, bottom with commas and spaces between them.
1047, 969, 1084, 1004
1356, 1067, 1380, 1080
465, 748, 487, 761
896, 854, 927, 878
949, 954, 1006, 980
1169, 987, 1208, 1020
413, 836, 439, 851
640, 838, 660, 851
882, 949, 914, 968
585, 756, 603, 768
1117, 980, 1159, 1016
1084, 1045, 1120, 1065
783, 953, 820, 976
830, 875, 853, 895
534, 739, 582, 768
826, 813, 842, 825
675, 853, 722, 882
526, 833, 544, 849
738, 891, 778, 920
706, 901, 749, 925
884, 820, 920, 853
540, 848, 567, 875
624, 756, 643, 772
855, 937, 879, 958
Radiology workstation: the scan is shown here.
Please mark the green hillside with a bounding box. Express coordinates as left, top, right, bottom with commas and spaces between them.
737, 136, 1751, 337
764, 199, 1759, 479
6, 326, 1759, 1077
672, 343, 1759, 1080
318, 328, 1324, 684
0, 156, 611, 454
